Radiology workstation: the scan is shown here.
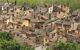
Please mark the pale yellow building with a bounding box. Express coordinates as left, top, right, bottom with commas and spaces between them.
21, 19, 30, 27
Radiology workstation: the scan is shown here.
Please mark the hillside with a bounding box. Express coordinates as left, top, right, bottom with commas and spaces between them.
1, 0, 80, 10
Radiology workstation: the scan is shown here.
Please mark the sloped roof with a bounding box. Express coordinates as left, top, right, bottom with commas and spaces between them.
72, 9, 80, 16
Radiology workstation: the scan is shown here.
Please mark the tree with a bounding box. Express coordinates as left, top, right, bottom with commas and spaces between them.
0, 32, 13, 41
52, 41, 80, 50
0, 32, 34, 50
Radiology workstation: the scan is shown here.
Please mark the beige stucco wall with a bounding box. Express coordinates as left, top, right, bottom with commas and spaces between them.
21, 20, 30, 27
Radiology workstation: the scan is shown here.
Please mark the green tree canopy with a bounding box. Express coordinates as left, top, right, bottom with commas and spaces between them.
0, 32, 34, 50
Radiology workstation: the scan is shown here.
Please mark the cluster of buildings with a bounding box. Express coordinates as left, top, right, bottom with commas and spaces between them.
0, 3, 80, 49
